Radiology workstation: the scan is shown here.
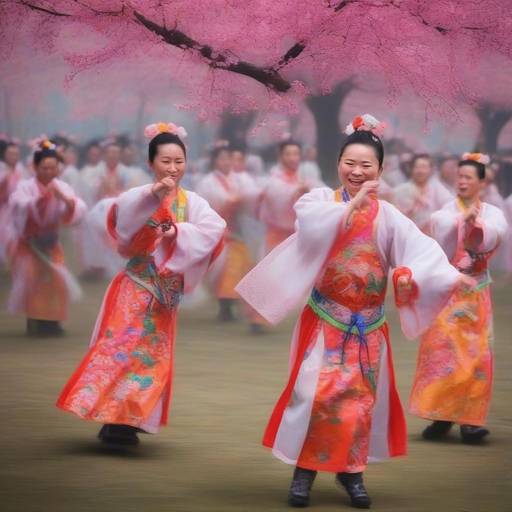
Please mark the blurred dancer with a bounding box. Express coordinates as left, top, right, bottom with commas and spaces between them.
259, 140, 322, 254
196, 144, 256, 323
410, 153, 508, 444
81, 138, 149, 278
394, 154, 453, 233
59, 141, 83, 195
57, 123, 225, 446
438, 156, 459, 193
6, 139, 86, 336
237, 115, 470, 509
0, 141, 27, 264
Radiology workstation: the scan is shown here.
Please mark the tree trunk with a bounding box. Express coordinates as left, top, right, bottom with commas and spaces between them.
306, 80, 354, 186
218, 112, 256, 147
475, 104, 512, 154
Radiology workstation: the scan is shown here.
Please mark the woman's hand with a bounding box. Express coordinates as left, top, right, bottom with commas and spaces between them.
396, 273, 416, 305
345, 180, 379, 226
351, 180, 379, 210
152, 177, 176, 200
464, 203, 480, 226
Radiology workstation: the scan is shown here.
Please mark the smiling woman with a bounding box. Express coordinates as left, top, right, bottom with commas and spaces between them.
56, 122, 226, 447
236, 114, 470, 509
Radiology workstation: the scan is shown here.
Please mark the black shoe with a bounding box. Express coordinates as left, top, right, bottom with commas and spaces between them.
98, 424, 140, 446
218, 299, 236, 322
26, 318, 38, 337
249, 323, 265, 335
336, 472, 372, 509
28, 320, 65, 338
422, 420, 453, 440
288, 467, 317, 508
43, 320, 64, 337
460, 424, 489, 444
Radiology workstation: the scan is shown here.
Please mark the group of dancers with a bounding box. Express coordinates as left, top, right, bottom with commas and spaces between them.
0, 114, 510, 509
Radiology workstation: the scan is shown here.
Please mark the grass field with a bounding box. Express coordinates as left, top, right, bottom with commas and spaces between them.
0, 275, 511, 512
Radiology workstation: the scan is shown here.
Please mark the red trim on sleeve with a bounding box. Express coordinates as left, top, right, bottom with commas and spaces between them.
106, 204, 118, 241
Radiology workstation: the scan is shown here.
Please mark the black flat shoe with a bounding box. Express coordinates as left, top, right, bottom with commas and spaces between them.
249, 323, 265, 335
460, 424, 489, 444
422, 420, 453, 440
98, 424, 140, 446
288, 467, 317, 508
336, 472, 372, 509
218, 299, 236, 322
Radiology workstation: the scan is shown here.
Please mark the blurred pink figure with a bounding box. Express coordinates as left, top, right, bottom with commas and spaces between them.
196, 145, 261, 324
394, 154, 453, 233
259, 141, 323, 254
0, 142, 28, 264
6, 140, 86, 336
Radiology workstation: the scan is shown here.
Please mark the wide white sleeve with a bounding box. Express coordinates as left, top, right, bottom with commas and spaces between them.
473, 204, 508, 253
429, 208, 459, 261
236, 188, 349, 324
7, 180, 38, 237
161, 192, 226, 293
54, 180, 87, 225
382, 203, 461, 339
114, 184, 159, 245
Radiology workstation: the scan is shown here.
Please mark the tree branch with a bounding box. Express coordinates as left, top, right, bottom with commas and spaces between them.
19, 0, 70, 16
132, 10, 292, 92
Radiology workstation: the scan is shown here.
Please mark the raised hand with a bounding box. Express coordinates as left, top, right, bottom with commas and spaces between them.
152, 176, 176, 200
464, 203, 480, 225
396, 273, 416, 305
350, 180, 379, 211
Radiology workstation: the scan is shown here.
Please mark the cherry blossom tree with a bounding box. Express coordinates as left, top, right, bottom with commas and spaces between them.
1, 1, 511, 177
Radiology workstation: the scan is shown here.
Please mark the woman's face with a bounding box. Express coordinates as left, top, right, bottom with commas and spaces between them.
35, 156, 60, 186
411, 157, 432, 185
214, 149, 232, 174
457, 165, 482, 200
149, 143, 186, 183
337, 143, 381, 196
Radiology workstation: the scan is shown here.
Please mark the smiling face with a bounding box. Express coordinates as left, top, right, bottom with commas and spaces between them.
337, 143, 382, 196
149, 142, 186, 183
457, 164, 483, 201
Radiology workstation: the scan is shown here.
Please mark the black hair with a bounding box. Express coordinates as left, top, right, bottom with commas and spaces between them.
148, 132, 187, 163
278, 140, 302, 153
459, 159, 486, 181
210, 144, 231, 169
338, 130, 384, 167
50, 134, 70, 149
231, 142, 247, 154
410, 153, 431, 169
33, 143, 61, 167
0, 139, 8, 161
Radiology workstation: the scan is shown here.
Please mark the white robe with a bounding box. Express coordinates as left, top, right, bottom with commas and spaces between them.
430, 199, 508, 263
394, 178, 453, 232
258, 166, 323, 240
237, 187, 461, 338
236, 187, 461, 465
82, 184, 225, 432
7, 177, 86, 313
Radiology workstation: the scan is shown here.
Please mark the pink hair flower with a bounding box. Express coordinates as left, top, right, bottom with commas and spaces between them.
144, 122, 187, 140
